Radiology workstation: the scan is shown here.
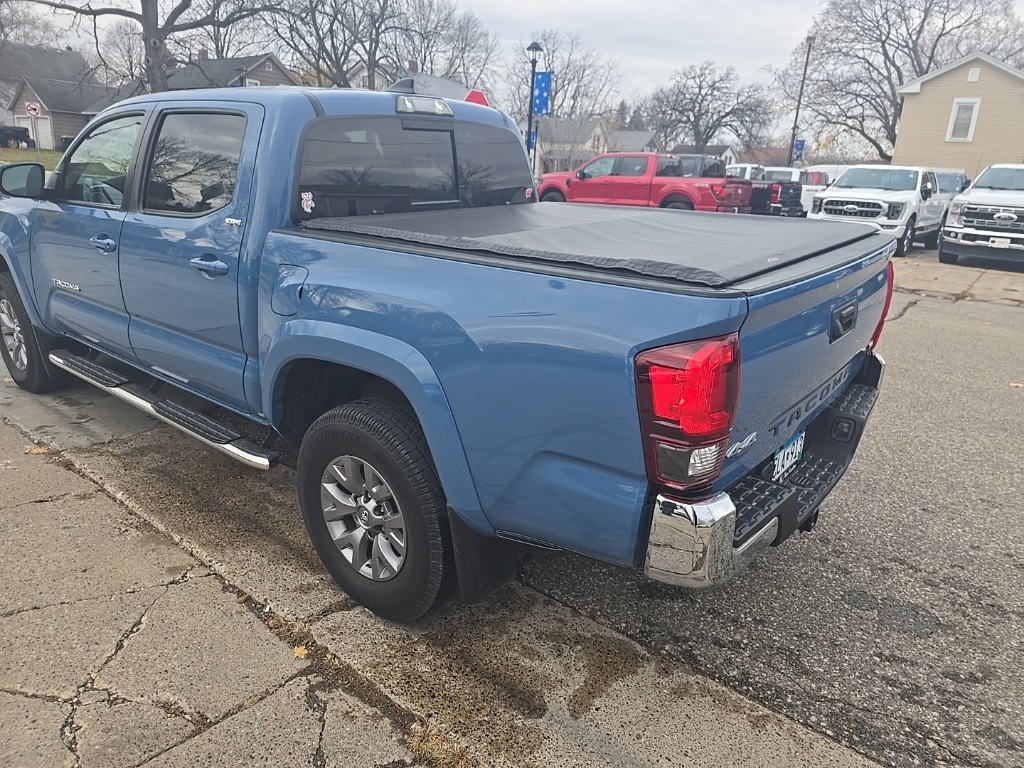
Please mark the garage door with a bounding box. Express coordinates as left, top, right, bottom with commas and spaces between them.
15, 115, 54, 150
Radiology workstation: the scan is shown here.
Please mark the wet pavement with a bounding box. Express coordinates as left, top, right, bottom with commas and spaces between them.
1, 254, 1021, 767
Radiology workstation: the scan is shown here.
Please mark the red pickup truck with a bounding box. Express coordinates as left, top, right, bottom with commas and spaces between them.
538, 153, 753, 213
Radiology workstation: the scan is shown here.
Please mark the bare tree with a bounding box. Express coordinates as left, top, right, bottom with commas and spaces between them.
353, 0, 405, 90
97, 18, 144, 85
771, 0, 1024, 161
644, 61, 771, 152
171, 0, 273, 60
393, 0, 500, 90
274, 0, 361, 86
501, 29, 618, 121
0, 0, 60, 45
24, 0, 284, 92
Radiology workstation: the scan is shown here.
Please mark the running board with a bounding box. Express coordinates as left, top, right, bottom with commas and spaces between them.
48, 351, 278, 470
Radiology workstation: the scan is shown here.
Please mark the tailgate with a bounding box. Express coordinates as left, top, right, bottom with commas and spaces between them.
715, 238, 894, 489
778, 182, 802, 205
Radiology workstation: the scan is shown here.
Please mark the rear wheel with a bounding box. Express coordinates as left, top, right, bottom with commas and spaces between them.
540, 189, 565, 203
895, 216, 916, 257
297, 398, 451, 623
664, 199, 694, 211
4, 138, 20, 149
922, 217, 944, 250
0, 273, 67, 393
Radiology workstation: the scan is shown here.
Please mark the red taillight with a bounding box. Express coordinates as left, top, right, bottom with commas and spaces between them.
636, 334, 741, 491
868, 260, 895, 351
710, 183, 726, 201
770, 182, 781, 204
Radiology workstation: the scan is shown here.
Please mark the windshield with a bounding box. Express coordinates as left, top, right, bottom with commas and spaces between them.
764, 170, 795, 182
834, 167, 919, 191
295, 116, 533, 220
972, 167, 1024, 191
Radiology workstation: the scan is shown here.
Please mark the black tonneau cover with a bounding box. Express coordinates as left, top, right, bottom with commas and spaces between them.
301, 204, 880, 288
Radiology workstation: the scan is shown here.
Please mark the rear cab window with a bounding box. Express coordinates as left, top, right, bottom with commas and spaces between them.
295, 115, 533, 221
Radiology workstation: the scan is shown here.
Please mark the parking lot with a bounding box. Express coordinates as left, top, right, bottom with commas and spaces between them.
1, 248, 1021, 768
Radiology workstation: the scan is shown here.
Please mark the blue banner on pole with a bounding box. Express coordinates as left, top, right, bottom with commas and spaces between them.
794, 138, 805, 161
533, 71, 551, 116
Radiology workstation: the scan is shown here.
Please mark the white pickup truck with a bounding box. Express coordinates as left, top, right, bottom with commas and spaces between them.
808, 165, 952, 256
940, 164, 1024, 265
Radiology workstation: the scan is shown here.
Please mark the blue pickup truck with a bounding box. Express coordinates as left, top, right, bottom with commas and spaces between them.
0, 88, 894, 622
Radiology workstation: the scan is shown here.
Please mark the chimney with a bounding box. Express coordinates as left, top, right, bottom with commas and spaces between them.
198, 48, 209, 60
408, 60, 418, 74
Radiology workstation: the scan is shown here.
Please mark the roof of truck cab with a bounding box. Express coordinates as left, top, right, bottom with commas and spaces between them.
103, 86, 514, 129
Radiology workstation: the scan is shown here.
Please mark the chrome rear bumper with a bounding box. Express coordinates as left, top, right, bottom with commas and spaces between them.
645, 493, 777, 589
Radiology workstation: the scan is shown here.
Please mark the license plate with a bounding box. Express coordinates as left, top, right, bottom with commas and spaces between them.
990, 237, 1011, 248
772, 431, 805, 482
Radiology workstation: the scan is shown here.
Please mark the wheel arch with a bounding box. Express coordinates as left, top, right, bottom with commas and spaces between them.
659, 192, 695, 208
263, 321, 490, 534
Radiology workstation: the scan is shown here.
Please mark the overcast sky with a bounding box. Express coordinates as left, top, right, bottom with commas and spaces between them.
474, 0, 1024, 96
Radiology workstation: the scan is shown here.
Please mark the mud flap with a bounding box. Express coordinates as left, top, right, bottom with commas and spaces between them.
447, 508, 522, 605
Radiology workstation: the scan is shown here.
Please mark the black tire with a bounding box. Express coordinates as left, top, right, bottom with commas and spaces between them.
0, 273, 67, 393
540, 189, 565, 203
922, 217, 944, 250
664, 199, 694, 211
938, 243, 959, 264
297, 398, 451, 623
895, 216, 916, 257
4, 138, 19, 149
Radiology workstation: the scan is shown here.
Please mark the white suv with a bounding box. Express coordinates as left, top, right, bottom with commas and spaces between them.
808, 165, 952, 256
940, 164, 1024, 265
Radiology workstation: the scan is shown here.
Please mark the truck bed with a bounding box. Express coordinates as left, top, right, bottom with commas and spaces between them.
301, 204, 881, 289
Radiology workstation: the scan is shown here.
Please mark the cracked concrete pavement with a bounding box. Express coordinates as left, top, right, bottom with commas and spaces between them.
0, 422, 418, 768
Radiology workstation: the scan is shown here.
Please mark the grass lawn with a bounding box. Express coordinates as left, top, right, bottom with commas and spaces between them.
0, 147, 63, 170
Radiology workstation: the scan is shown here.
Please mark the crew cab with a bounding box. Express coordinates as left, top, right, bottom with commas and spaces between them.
726, 163, 803, 216
764, 167, 830, 216
0, 88, 893, 623
538, 152, 752, 213
940, 164, 1024, 265
808, 165, 952, 256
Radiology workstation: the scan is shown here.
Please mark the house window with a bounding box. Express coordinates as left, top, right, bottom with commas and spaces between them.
967, 67, 980, 82
265, 61, 274, 71
245, 78, 261, 87
946, 98, 981, 142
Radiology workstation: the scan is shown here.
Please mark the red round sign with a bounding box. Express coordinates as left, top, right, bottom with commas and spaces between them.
25, 102, 41, 117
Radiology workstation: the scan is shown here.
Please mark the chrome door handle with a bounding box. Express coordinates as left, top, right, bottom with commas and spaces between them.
89, 235, 116, 253
189, 256, 229, 278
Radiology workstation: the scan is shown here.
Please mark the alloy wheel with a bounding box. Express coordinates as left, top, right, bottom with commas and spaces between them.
0, 298, 27, 372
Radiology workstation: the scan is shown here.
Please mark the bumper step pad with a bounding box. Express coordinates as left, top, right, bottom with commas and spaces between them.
732, 381, 879, 547
48, 351, 278, 470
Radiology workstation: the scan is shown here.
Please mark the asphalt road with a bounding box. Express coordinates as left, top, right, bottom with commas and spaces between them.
521, 285, 1024, 768
2, 252, 1021, 767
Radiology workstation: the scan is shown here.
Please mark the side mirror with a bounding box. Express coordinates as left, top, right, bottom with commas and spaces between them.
575, 169, 587, 180
0, 163, 44, 198
962, 179, 972, 192
922, 183, 933, 200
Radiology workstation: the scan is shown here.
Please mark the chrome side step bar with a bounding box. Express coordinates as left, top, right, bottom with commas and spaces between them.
48, 351, 278, 470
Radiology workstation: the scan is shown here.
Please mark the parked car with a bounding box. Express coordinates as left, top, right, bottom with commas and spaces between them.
0, 125, 30, 149
940, 163, 1024, 265
764, 167, 831, 216
538, 152, 753, 213
808, 165, 952, 256
0, 88, 894, 622
726, 163, 803, 216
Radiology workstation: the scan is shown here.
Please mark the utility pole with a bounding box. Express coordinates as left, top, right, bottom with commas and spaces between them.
787, 34, 815, 167
525, 41, 543, 165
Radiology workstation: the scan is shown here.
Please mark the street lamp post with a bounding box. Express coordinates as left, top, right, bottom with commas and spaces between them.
787, 34, 815, 167
525, 41, 543, 165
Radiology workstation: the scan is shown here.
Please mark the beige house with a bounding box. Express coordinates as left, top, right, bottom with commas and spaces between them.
893, 52, 1024, 177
